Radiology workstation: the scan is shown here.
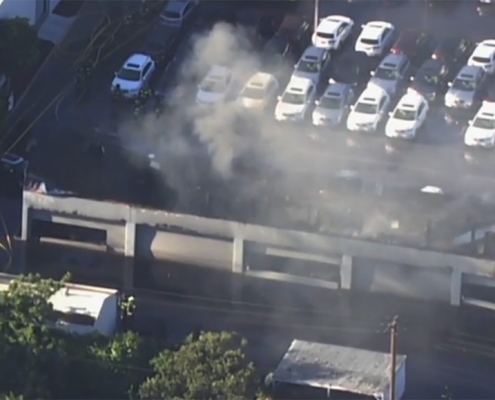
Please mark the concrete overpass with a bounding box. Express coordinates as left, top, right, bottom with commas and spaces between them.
18, 190, 495, 307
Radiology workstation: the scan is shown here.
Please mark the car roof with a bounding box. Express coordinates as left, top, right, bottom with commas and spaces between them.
317, 16, 346, 32
380, 53, 405, 67
278, 14, 305, 34
360, 84, 387, 100
301, 46, 327, 59
457, 65, 481, 77
473, 40, 495, 57
418, 58, 443, 73
324, 82, 347, 96
397, 92, 424, 108
246, 72, 275, 88
207, 65, 231, 79
125, 53, 150, 68
362, 21, 393, 38
163, 0, 192, 13
287, 76, 313, 91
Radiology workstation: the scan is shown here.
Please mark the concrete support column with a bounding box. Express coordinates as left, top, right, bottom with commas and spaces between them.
340, 255, 353, 290
16, 204, 31, 274
123, 222, 136, 290
231, 237, 244, 302
450, 268, 462, 307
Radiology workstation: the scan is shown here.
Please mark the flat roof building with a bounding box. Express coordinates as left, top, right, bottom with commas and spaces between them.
270, 340, 407, 400
0, 273, 119, 336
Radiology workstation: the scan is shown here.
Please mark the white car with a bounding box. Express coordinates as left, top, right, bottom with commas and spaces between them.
355, 21, 395, 57
196, 65, 234, 106
468, 40, 495, 74
312, 15, 354, 50
385, 90, 429, 140
111, 54, 155, 99
274, 77, 317, 122
346, 85, 391, 132
237, 72, 279, 110
464, 101, 495, 148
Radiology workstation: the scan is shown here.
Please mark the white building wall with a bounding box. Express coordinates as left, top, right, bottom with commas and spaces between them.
94, 294, 118, 336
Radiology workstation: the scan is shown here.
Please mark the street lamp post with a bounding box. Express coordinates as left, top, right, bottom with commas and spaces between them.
314, 0, 319, 34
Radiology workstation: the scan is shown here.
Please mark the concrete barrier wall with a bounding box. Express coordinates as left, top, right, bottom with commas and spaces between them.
20, 191, 495, 306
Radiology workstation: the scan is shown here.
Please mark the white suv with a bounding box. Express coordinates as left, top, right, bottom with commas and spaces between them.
347, 85, 391, 132
355, 21, 395, 57
111, 54, 155, 99
275, 77, 317, 122
468, 40, 495, 74
312, 15, 354, 50
385, 90, 429, 140
464, 101, 495, 148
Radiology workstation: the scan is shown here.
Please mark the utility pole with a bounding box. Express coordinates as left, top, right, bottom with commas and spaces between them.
313, 0, 319, 34
389, 316, 398, 400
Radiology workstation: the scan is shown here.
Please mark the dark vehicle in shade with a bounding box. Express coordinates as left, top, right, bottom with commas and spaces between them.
235, 9, 284, 46
140, 26, 179, 66
275, 14, 312, 53
391, 29, 436, 67
260, 36, 299, 77
432, 37, 475, 71
329, 51, 372, 88
410, 59, 451, 103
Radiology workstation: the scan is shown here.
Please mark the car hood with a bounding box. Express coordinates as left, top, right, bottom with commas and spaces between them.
348, 111, 377, 125
386, 119, 416, 132
196, 89, 226, 104
313, 107, 343, 121
292, 70, 319, 83
466, 126, 495, 140
112, 78, 140, 91
445, 88, 474, 102
369, 77, 397, 94
275, 102, 305, 116
412, 81, 436, 96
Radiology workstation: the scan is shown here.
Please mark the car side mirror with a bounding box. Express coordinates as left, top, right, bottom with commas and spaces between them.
114, 71, 118, 77
448, 82, 452, 87
388, 111, 393, 117
410, 76, 414, 81
315, 100, 320, 105
350, 105, 355, 110
468, 120, 473, 125
277, 95, 281, 101
370, 71, 375, 76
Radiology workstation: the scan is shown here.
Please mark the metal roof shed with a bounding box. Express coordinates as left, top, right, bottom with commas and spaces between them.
270, 340, 407, 400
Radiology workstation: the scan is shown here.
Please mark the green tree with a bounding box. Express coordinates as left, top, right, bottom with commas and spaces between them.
139, 331, 259, 400
0, 18, 39, 76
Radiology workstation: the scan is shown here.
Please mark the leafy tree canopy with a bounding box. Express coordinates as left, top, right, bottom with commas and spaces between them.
0, 17, 39, 77
139, 331, 259, 400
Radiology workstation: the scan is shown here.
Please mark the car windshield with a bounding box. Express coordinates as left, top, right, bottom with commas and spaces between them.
472, 56, 491, 64
374, 67, 398, 80
319, 96, 341, 109
200, 78, 226, 93
117, 68, 141, 81
282, 92, 305, 105
317, 32, 334, 39
297, 60, 320, 73
473, 117, 495, 129
393, 108, 416, 120
354, 102, 377, 114
452, 78, 476, 91
162, 11, 181, 19
242, 86, 266, 100
361, 38, 379, 46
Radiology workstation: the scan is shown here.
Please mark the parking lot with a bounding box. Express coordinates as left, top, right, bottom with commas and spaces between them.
22, 0, 495, 247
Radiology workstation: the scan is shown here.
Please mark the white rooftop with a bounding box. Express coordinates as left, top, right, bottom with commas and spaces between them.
271, 340, 406, 397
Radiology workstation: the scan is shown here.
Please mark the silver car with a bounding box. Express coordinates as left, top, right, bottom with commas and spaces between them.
312, 81, 354, 126
444, 65, 486, 109
292, 46, 331, 86
369, 53, 410, 96
159, 0, 199, 27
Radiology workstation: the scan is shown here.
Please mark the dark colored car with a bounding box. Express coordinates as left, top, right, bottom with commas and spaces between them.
235, 9, 284, 45
330, 51, 372, 88
431, 37, 475, 69
390, 30, 436, 66
275, 14, 311, 53
260, 36, 299, 75
140, 26, 179, 66
410, 59, 450, 102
